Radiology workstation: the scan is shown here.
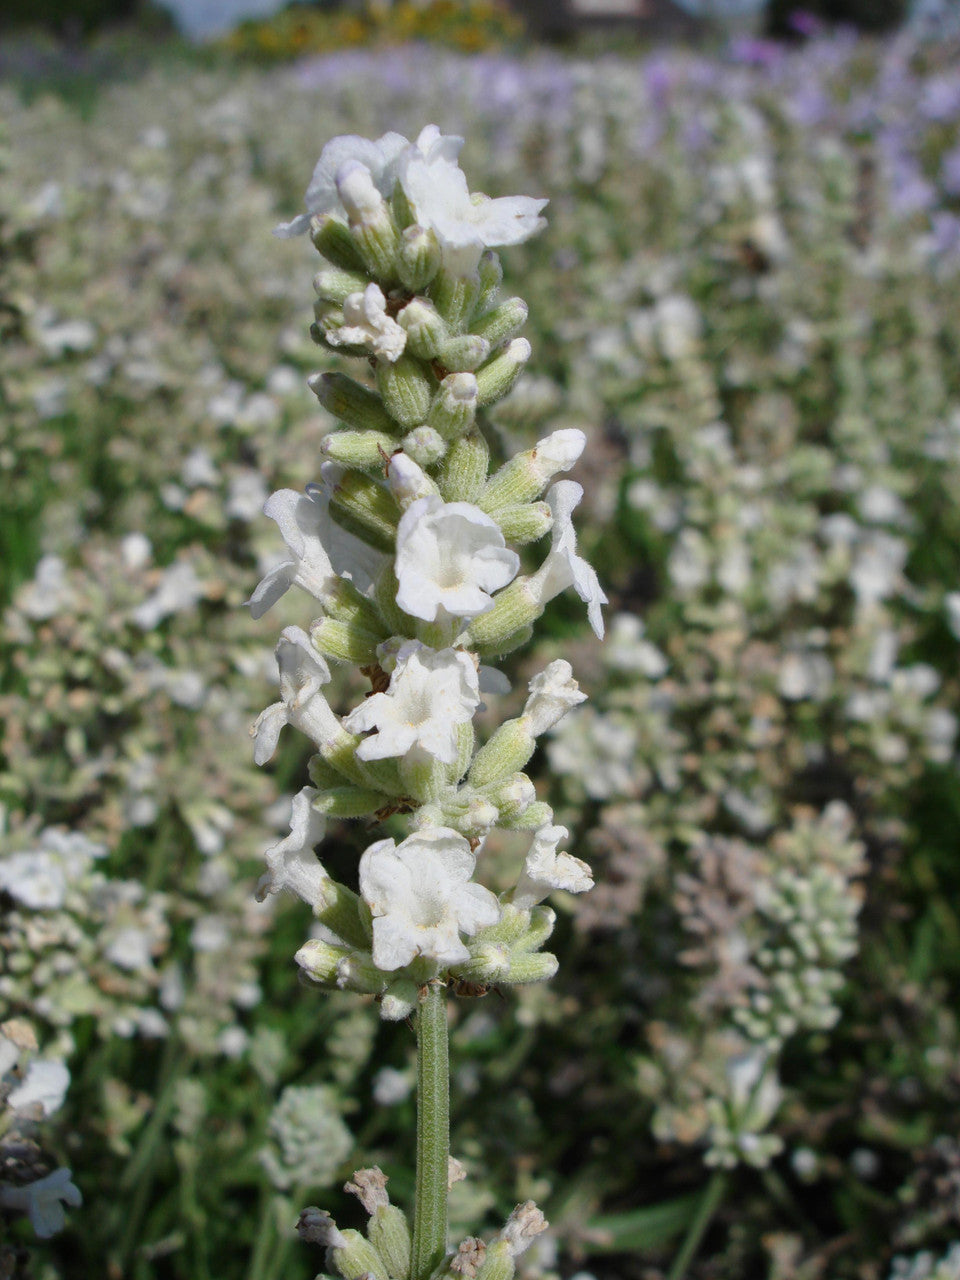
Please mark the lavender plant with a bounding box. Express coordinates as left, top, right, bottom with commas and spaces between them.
252, 125, 606, 1280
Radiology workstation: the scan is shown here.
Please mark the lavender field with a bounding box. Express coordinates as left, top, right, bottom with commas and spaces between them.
4, 25, 960, 1280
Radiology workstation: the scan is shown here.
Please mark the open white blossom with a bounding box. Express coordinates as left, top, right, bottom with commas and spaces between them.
343, 641, 480, 764
252, 627, 338, 765
0, 1168, 82, 1239
512, 825, 594, 909
328, 282, 406, 362
7, 1060, 71, 1118
522, 660, 587, 736
274, 131, 409, 238
526, 481, 607, 639
398, 125, 548, 276
395, 497, 519, 623
256, 787, 330, 907
358, 827, 500, 970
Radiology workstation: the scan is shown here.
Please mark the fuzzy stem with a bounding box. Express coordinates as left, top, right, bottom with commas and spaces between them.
666, 1170, 727, 1280
411, 981, 450, 1280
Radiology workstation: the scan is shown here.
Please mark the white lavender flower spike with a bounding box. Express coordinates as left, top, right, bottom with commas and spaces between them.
258, 122, 594, 1280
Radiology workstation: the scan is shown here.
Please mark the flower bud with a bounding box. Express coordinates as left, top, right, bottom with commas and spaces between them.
314, 266, 371, 306
368, 1204, 412, 1280
402, 425, 447, 467
430, 267, 481, 331
337, 162, 399, 281
310, 371, 398, 436
437, 431, 489, 504
482, 773, 536, 824
475, 1241, 515, 1280
311, 785, 385, 819
294, 938, 350, 985
468, 720, 535, 788
437, 792, 499, 838
380, 980, 419, 1020
374, 566, 416, 635
494, 502, 552, 546
328, 471, 401, 555
310, 213, 365, 270
400, 752, 450, 805
505, 951, 558, 984
321, 430, 396, 469
311, 314, 368, 359
377, 354, 434, 429
481, 429, 586, 511
513, 906, 556, 953
464, 580, 539, 653
335, 951, 387, 995
502, 799, 553, 831
475, 339, 531, 408
386, 451, 439, 509
473, 297, 528, 348
476, 250, 503, 313
453, 941, 512, 982
427, 373, 478, 441
398, 224, 443, 291
331, 1227, 391, 1280
475, 903, 533, 946
437, 334, 491, 373
398, 297, 449, 359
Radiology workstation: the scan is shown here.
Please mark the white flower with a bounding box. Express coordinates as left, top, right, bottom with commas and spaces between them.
0, 1168, 82, 1238
358, 827, 499, 970
526, 481, 607, 639
0, 830, 106, 910
273, 131, 409, 238
8, 1060, 71, 1117
247, 486, 351, 619
398, 125, 547, 276
328, 283, 407, 362
343, 641, 480, 764
395, 497, 519, 623
512, 825, 594, 909
131, 561, 205, 630
252, 627, 338, 765
256, 787, 330, 908
522, 660, 587, 736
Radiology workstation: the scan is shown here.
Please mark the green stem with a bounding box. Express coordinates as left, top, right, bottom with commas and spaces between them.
666, 1170, 727, 1280
411, 981, 450, 1280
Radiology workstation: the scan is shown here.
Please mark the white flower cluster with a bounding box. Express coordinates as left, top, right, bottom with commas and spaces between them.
253, 126, 603, 1028
1, 1020, 81, 1239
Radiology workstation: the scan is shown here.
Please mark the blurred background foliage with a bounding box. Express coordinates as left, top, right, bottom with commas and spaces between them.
3, 4, 960, 1280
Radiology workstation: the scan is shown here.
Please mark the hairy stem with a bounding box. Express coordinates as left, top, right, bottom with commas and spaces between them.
411, 981, 450, 1280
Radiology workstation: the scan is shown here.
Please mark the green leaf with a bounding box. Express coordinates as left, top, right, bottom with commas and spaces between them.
581, 1192, 700, 1255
